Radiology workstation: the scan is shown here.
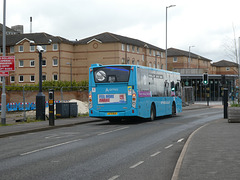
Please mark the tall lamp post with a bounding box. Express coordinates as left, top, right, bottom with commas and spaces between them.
165, 5, 176, 71
188, 45, 195, 68
1, 0, 6, 125
30, 40, 52, 120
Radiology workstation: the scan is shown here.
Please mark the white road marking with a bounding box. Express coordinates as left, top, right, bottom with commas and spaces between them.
130, 161, 144, 169
165, 144, 173, 149
150, 151, 161, 157
20, 138, 82, 156
98, 127, 129, 136
177, 138, 184, 143
108, 175, 120, 180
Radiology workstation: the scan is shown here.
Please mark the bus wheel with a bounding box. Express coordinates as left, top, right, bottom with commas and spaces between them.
172, 103, 176, 116
150, 104, 156, 121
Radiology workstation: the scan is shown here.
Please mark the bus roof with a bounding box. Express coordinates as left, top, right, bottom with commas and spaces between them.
90, 64, 180, 75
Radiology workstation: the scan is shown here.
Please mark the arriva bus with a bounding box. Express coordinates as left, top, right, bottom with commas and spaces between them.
89, 64, 182, 123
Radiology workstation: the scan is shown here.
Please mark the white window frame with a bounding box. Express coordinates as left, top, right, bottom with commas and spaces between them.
137, 47, 139, 53
30, 75, 35, 82
226, 67, 230, 71
121, 44, 125, 51
132, 46, 135, 52
19, 45, 24, 52
30, 45, 35, 52
53, 59, 58, 66
173, 57, 178, 62
53, 74, 58, 81
53, 44, 58, 51
10, 46, 14, 53
149, 49, 152, 56
19, 60, 24, 67
153, 50, 155, 56
30, 60, 35, 67
42, 45, 47, 51
42, 60, 46, 66
127, 45, 130, 52
10, 76, 15, 83
42, 75, 46, 81
142, 55, 145, 61
19, 75, 24, 82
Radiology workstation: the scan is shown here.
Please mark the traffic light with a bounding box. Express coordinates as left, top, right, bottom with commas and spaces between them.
203, 73, 208, 85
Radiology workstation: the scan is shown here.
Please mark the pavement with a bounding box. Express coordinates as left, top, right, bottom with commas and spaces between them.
1, 102, 239, 180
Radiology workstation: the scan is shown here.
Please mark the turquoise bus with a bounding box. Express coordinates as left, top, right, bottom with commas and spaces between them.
89, 64, 182, 123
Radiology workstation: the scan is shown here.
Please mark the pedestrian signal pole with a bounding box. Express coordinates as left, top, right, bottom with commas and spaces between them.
202, 73, 209, 106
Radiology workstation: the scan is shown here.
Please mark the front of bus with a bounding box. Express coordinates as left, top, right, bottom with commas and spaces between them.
89, 64, 137, 121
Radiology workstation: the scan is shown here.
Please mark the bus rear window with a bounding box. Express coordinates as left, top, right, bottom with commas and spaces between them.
93, 66, 131, 83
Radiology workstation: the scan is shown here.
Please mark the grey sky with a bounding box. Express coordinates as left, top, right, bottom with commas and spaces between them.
1, 0, 240, 62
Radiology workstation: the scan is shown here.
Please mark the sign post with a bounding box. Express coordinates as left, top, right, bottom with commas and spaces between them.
0, 56, 15, 125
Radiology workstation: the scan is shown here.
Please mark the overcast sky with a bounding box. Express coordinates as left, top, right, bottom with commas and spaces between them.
1, 0, 240, 62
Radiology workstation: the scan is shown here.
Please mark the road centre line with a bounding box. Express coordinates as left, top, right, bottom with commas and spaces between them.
20, 138, 82, 156
165, 144, 173, 149
130, 161, 144, 169
97, 127, 129, 136
150, 151, 161, 157
108, 175, 120, 180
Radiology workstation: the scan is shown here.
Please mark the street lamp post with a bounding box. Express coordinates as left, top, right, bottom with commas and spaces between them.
165, 5, 176, 71
188, 45, 195, 68
36, 46, 45, 120
1, 0, 6, 125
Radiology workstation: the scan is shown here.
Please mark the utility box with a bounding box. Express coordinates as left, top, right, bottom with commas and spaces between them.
56, 102, 78, 118
69, 102, 78, 117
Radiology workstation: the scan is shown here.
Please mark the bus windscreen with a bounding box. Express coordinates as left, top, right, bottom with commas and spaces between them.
93, 66, 131, 83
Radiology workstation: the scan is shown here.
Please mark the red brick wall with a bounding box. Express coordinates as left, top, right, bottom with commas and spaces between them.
2, 90, 88, 104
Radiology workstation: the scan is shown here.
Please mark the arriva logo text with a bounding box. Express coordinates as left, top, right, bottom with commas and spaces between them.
161, 101, 170, 104
105, 88, 119, 92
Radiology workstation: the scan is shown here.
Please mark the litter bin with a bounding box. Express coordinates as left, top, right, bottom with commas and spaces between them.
56, 102, 78, 118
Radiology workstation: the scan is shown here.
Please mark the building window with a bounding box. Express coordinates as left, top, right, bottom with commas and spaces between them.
127, 58, 130, 64
161, 52, 164, 58
127, 45, 130, 52
161, 64, 163, 69
157, 62, 160, 69
30, 60, 35, 67
10, 76, 15, 83
53, 74, 58, 81
19, 45, 24, 52
19, 60, 24, 67
226, 67, 230, 71
30, 45, 35, 52
149, 49, 152, 56
42, 60, 46, 66
42, 45, 47, 51
122, 44, 125, 51
153, 50, 155, 56
122, 58, 125, 64
19, 75, 24, 82
53, 58, 58, 66
132, 46, 135, 52
142, 55, 145, 61
137, 47, 139, 53
30, 75, 35, 82
173, 57, 178, 62
53, 44, 58, 51
137, 60, 140, 65
132, 59, 135, 64
10, 46, 14, 53
0, 47, 3, 53
42, 75, 46, 81
0, 77, 3, 83
149, 62, 152, 67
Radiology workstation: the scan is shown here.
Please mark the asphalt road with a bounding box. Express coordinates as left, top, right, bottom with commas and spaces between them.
0, 107, 222, 180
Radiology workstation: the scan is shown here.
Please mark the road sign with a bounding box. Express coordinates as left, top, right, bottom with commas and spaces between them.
0, 71, 9, 76
0, 56, 15, 71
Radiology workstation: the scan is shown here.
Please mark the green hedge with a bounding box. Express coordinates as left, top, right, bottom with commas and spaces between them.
1, 80, 88, 91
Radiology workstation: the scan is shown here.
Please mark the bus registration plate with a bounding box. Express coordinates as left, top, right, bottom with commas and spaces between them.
107, 112, 118, 115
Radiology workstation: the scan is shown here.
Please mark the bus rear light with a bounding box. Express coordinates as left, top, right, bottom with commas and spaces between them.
91, 110, 93, 114
132, 110, 134, 113
132, 90, 136, 108
89, 91, 93, 109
